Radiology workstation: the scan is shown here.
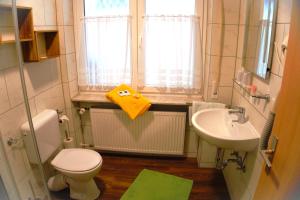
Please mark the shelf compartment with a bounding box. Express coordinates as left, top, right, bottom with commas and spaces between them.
0, 4, 34, 44
22, 30, 60, 62
17, 6, 34, 41
0, 38, 33, 44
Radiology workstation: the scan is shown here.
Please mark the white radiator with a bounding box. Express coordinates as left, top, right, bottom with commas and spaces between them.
90, 108, 186, 155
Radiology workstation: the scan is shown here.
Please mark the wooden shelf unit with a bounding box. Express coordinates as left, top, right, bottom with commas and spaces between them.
0, 4, 60, 62
0, 4, 33, 44
22, 30, 60, 62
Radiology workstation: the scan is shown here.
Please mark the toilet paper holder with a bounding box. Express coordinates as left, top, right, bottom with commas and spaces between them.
56, 109, 70, 123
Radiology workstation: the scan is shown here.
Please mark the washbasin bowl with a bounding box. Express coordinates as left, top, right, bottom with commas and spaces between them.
192, 108, 260, 152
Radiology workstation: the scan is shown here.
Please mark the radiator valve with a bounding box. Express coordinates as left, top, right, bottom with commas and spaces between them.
79, 108, 86, 115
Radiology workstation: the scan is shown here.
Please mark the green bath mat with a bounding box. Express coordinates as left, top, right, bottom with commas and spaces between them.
121, 169, 193, 200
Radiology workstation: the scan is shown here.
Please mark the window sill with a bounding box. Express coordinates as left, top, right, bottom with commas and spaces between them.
71, 92, 202, 106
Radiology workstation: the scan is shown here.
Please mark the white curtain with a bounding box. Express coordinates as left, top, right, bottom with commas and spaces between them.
138, 16, 203, 93
78, 16, 131, 90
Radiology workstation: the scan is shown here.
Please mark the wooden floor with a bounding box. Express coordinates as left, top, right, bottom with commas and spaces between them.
51, 154, 230, 200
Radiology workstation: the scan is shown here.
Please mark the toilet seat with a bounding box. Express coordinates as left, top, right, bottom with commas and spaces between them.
51, 148, 102, 172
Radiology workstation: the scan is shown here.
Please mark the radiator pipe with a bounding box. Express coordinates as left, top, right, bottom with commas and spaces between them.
77, 107, 89, 146
80, 143, 94, 148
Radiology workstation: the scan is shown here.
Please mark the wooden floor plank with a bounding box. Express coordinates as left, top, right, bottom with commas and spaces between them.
51, 153, 230, 200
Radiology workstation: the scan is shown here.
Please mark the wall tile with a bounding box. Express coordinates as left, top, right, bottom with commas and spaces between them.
6, 149, 31, 182
4, 67, 24, 107
211, 0, 240, 25
278, 24, 291, 77
69, 79, 78, 98
62, 83, 71, 108
277, 0, 292, 23
241, 151, 264, 199
58, 26, 66, 54
55, 0, 64, 25
234, 58, 243, 77
66, 53, 77, 81
35, 84, 65, 113
29, 0, 46, 26
197, 139, 217, 164
65, 107, 75, 132
18, 170, 45, 199
0, 71, 10, 114
184, 128, 198, 157
223, 161, 252, 200
237, 25, 245, 58
44, 0, 57, 26
24, 58, 61, 97
0, 7, 13, 26
209, 56, 236, 87
0, 45, 17, 70
63, 0, 74, 25
0, 99, 37, 154
271, 23, 285, 75
205, 24, 212, 54
64, 26, 75, 54
59, 55, 68, 82
207, 86, 233, 105
239, 0, 248, 25
210, 24, 238, 57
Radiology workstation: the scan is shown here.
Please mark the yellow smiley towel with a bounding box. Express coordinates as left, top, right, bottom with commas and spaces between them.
106, 84, 151, 120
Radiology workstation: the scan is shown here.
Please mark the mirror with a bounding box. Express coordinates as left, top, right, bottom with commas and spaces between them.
243, 0, 278, 80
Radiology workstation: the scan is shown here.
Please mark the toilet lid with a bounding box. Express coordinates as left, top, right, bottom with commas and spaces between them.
51, 148, 102, 172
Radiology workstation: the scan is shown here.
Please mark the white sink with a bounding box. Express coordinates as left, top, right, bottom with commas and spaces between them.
192, 108, 260, 152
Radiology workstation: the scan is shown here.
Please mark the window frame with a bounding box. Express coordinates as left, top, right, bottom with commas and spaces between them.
75, 0, 203, 96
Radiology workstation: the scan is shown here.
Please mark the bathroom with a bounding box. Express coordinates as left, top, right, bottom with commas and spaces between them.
0, 0, 299, 199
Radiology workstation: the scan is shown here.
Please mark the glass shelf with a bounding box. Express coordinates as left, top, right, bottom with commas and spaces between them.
233, 79, 270, 102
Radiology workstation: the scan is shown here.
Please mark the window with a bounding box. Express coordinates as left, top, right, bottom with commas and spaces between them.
79, 0, 131, 89
78, 0, 203, 94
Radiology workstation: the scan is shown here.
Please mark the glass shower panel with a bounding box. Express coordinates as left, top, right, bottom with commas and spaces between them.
0, 0, 50, 199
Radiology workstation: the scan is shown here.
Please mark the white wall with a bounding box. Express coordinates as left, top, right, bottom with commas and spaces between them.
223, 0, 292, 199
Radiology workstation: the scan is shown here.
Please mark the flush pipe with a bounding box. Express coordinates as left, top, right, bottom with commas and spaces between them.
77, 107, 95, 148
11, 1, 51, 199
209, 0, 225, 99
212, 0, 225, 98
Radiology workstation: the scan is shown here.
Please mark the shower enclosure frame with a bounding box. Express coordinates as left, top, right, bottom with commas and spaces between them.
0, 0, 52, 199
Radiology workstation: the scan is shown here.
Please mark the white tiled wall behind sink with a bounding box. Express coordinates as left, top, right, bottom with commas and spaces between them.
199, 0, 292, 199
223, 0, 292, 199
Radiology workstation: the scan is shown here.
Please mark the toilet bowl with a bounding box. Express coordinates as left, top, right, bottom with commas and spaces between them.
21, 110, 103, 200
51, 148, 103, 200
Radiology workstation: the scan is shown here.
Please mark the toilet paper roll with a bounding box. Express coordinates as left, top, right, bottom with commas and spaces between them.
64, 137, 75, 149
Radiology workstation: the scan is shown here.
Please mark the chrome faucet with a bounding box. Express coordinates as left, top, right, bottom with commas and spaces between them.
228, 106, 247, 124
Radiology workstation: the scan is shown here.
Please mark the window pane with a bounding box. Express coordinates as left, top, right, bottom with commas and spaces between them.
143, 16, 198, 89
85, 0, 129, 16
146, 0, 195, 15
81, 0, 132, 87
142, 0, 201, 91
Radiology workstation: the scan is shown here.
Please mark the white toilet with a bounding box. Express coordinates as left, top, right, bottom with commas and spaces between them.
21, 109, 102, 200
